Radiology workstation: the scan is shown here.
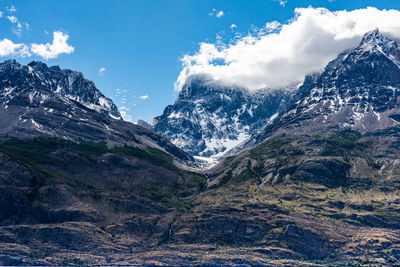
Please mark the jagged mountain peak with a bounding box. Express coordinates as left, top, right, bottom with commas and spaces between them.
27, 61, 63, 74
243, 30, 400, 148
354, 29, 400, 64
178, 75, 243, 99
27, 60, 49, 68
326, 30, 399, 68
0, 59, 23, 70
359, 29, 396, 49
318, 30, 400, 91
155, 76, 296, 161
0, 60, 121, 119
0, 59, 195, 164
180, 74, 297, 99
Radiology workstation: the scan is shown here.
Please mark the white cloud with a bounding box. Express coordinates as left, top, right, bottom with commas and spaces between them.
119, 106, 132, 121
4, 7, 30, 36
98, 67, 106, 75
7, 15, 17, 23
0, 39, 22, 56
31, 31, 74, 60
7, 5, 16, 13
265, 21, 281, 33
0, 38, 29, 57
12, 22, 23, 36
209, 8, 225, 18
120, 112, 132, 122
0, 12, 3, 18
176, 7, 400, 91
140, 95, 148, 100
19, 44, 31, 57
274, 0, 287, 7
230, 24, 237, 30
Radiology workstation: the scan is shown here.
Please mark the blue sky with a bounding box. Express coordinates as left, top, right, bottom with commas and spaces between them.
1, 0, 400, 123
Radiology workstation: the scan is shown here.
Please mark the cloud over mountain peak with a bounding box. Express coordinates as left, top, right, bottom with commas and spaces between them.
176, 7, 400, 91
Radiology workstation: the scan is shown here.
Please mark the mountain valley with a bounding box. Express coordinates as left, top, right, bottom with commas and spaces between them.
1, 30, 400, 266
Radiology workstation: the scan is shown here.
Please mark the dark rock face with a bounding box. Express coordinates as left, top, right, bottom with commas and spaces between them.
154, 76, 295, 158
172, 213, 270, 245
293, 159, 349, 188
281, 224, 332, 260
306, 29, 400, 113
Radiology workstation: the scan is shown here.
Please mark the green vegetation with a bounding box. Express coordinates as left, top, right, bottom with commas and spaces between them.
323, 130, 371, 157
67, 140, 108, 157
30, 248, 50, 259
0, 137, 178, 173
0, 137, 74, 184
146, 185, 190, 213
61, 257, 84, 266
0, 137, 65, 164
249, 135, 304, 160
236, 165, 262, 185
219, 170, 233, 187
111, 145, 177, 170
0, 137, 199, 215
218, 163, 262, 188
192, 174, 207, 191
328, 130, 362, 148
224, 155, 236, 164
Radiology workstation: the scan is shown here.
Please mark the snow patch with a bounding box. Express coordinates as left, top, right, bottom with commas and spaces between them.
31, 119, 41, 128
168, 112, 183, 119
269, 112, 278, 122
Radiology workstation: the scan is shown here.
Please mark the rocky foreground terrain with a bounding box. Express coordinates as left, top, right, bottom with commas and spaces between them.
2, 130, 400, 266
1, 30, 400, 266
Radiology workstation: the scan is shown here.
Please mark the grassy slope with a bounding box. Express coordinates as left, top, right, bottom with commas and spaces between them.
0, 137, 179, 172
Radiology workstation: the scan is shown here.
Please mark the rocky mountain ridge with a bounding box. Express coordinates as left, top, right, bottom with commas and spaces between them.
232, 29, 400, 153
154, 75, 297, 162
0, 60, 194, 164
0, 59, 121, 119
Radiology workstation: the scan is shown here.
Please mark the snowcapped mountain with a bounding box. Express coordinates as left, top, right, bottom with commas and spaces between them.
154, 76, 296, 161
0, 60, 194, 163
0, 60, 121, 119
245, 29, 400, 146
